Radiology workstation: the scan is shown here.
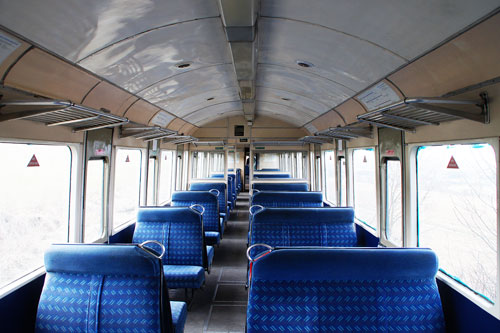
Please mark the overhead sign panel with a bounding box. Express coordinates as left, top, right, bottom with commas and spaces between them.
150, 111, 175, 127
357, 82, 401, 111
0, 32, 21, 64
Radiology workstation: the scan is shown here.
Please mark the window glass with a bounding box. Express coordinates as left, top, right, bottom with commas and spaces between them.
84, 159, 105, 242
113, 149, 142, 229
339, 157, 347, 206
352, 148, 377, 229
158, 150, 175, 204
417, 143, 497, 302
147, 157, 156, 205
324, 151, 337, 203
385, 160, 403, 245
0, 143, 71, 289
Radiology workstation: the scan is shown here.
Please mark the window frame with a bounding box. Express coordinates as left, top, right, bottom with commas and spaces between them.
349, 147, 379, 232
408, 137, 500, 318
0, 139, 81, 298
110, 146, 145, 234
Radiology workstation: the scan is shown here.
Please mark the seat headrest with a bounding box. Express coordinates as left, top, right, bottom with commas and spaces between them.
189, 182, 226, 191
252, 182, 309, 191
253, 207, 354, 224
172, 191, 217, 202
44, 244, 162, 277
252, 191, 323, 203
252, 248, 438, 281
137, 206, 201, 223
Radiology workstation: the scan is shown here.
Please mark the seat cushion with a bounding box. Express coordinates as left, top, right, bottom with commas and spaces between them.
207, 246, 215, 268
205, 231, 220, 246
164, 265, 205, 289
170, 301, 187, 333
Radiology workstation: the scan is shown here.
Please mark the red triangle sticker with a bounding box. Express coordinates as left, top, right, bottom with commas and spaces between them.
27, 154, 40, 167
447, 156, 459, 169
125, 155, 130, 163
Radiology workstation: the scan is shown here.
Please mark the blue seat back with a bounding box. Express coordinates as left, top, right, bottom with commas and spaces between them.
253, 173, 291, 178
210, 173, 224, 178
249, 208, 356, 256
134, 207, 205, 267
189, 182, 227, 215
252, 182, 309, 191
228, 174, 236, 200
247, 248, 445, 332
251, 191, 323, 207
36, 244, 173, 332
171, 191, 219, 233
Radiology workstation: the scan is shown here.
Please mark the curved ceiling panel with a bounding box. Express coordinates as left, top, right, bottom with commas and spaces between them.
168, 88, 241, 118
256, 64, 353, 108
256, 101, 315, 126
79, 18, 232, 93
258, 18, 406, 92
256, 88, 327, 118
184, 102, 243, 125
137, 64, 238, 111
0, 0, 219, 62
262, 0, 500, 61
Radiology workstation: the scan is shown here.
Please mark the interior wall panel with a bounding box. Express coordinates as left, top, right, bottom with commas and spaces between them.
389, 14, 500, 97
4, 48, 100, 102
81, 81, 132, 115
123, 99, 160, 125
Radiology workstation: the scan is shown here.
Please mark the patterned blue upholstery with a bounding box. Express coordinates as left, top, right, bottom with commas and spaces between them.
249, 208, 357, 257
171, 191, 221, 246
252, 182, 309, 191
247, 248, 445, 333
227, 174, 236, 209
251, 191, 323, 208
164, 265, 205, 289
36, 244, 187, 333
134, 207, 208, 289
207, 245, 215, 268
253, 173, 291, 178
189, 182, 227, 217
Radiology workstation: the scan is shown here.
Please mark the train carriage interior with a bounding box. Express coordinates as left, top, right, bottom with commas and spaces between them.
0, 0, 500, 332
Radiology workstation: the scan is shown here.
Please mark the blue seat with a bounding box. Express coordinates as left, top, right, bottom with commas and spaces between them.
134, 207, 208, 291
189, 182, 228, 235
210, 173, 236, 212
247, 247, 445, 332
36, 244, 187, 333
172, 191, 221, 246
249, 207, 357, 257
251, 191, 323, 208
253, 173, 291, 178
252, 182, 309, 192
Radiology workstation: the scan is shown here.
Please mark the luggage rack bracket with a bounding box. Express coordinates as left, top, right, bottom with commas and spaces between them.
356, 93, 489, 132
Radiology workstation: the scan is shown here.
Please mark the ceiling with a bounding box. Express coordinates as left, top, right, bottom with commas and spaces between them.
0, 0, 498, 128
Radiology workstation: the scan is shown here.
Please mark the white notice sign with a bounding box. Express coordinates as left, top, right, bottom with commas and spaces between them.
305, 123, 318, 134
356, 82, 401, 111
150, 111, 175, 127
0, 33, 21, 64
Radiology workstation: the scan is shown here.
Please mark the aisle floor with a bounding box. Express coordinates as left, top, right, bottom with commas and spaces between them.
170, 192, 250, 333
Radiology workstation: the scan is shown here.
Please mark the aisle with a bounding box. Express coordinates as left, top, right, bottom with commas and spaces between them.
173, 192, 250, 332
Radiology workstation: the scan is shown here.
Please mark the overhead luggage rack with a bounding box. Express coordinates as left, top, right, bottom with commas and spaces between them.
316, 125, 373, 140
119, 124, 177, 141
357, 94, 489, 132
0, 100, 129, 132
193, 141, 226, 147
299, 136, 333, 145
252, 140, 304, 147
163, 135, 199, 145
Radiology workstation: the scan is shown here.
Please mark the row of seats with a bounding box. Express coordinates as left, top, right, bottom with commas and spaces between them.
36, 176, 242, 332
252, 182, 309, 192
245, 184, 446, 332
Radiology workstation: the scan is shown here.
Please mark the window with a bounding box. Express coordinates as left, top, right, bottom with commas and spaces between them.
417, 143, 497, 303
339, 157, 347, 206
158, 150, 175, 204
385, 159, 403, 246
352, 148, 377, 229
324, 151, 337, 204
113, 149, 142, 230
84, 159, 105, 242
0, 143, 72, 290
147, 157, 156, 205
